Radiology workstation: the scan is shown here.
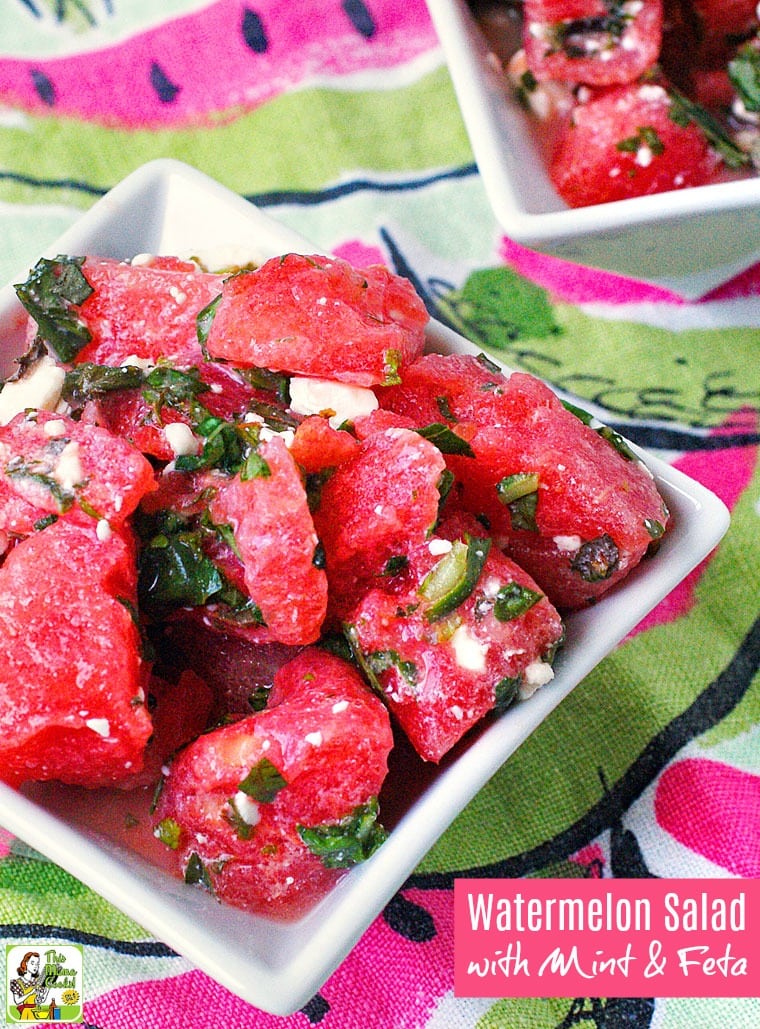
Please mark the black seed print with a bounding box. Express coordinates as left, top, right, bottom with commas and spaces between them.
149, 61, 181, 103
300, 993, 330, 1023
342, 0, 376, 39
383, 891, 436, 942
30, 68, 55, 106
241, 7, 268, 53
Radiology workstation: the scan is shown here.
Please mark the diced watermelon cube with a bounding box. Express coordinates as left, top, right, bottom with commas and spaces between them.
346, 521, 564, 762
523, 0, 662, 87
0, 409, 156, 536
204, 253, 428, 386
380, 354, 670, 610
209, 435, 328, 645
0, 519, 152, 787
549, 82, 723, 207
311, 426, 447, 620
152, 647, 393, 917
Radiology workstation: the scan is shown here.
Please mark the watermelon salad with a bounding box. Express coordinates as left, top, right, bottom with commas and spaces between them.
0, 250, 668, 916
473, 0, 760, 206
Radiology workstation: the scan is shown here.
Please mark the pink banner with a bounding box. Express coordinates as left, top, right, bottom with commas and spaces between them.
454, 878, 758, 998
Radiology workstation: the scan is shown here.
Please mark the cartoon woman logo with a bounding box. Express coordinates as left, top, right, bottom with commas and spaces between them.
8, 951, 51, 1021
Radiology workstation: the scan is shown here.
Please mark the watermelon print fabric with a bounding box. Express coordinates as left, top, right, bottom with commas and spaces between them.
1, 2, 760, 1027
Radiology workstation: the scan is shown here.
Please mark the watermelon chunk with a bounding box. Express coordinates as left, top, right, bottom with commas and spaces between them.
0, 409, 156, 537
345, 518, 564, 762
19, 256, 224, 368
311, 425, 447, 619
152, 647, 393, 917
523, 0, 663, 87
209, 434, 328, 645
0, 519, 152, 788
204, 253, 428, 386
549, 82, 723, 207
379, 354, 670, 610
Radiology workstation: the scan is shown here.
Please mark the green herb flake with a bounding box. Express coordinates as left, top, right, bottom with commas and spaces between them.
644, 518, 666, 540
493, 582, 543, 622
184, 852, 214, 890
62, 362, 145, 405
616, 125, 665, 157
382, 554, 409, 576
225, 796, 255, 840
14, 255, 93, 362
196, 293, 222, 347
365, 649, 419, 690
419, 535, 491, 621
436, 394, 456, 422
154, 817, 182, 850
495, 472, 540, 532
237, 757, 287, 804
297, 798, 388, 869
597, 424, 637, 461
667, 88, 750, 169
417, 422, 475, 457
728, 43, 760, 113
493, 676, 521, 714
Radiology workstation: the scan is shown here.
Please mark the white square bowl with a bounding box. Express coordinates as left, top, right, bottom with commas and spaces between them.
426, 0, 760, 298
0, 159, 730, 1015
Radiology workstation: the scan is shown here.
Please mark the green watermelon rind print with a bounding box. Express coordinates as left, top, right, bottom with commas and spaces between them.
0, 66, 472, 209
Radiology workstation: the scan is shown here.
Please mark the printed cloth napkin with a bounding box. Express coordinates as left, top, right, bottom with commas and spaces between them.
0, 2, 759, 1027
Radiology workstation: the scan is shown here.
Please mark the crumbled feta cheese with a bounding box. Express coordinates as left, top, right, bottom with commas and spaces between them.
0, 355, 66, 425
305, 731, 323, 746
553, 534, 582, 553
288, 376, 378, 429
635, 145, 653, 168
96, 519, 112, 541
450, 624, 488, 672
232, 790, 260, 827
85, 717, 110, 738
169, 285, 187, 305
43, 418, 67, 437
120, 354, 154, 371
519, 660, 555, 699
259, 425, 295, 448
428, 538, 453, 556
164, 421, 198, 458
53, 440, 83, 491
332, 700, 349, 714
450, 705, 464, 721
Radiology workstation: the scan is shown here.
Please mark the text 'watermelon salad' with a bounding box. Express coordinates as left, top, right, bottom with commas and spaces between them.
0, 250, 669, 916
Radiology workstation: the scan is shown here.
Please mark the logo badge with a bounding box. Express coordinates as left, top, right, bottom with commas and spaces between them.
6, 944, 83, 1024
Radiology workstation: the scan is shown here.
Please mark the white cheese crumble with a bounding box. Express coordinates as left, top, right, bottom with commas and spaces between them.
43, 418, 67, 437
96, 519, 112, 542
164, 421, 198, 458
120, 354, 154, 371
85, 717, 111, 738
53, 440, 83, 491
553, 534, 582, 553
259, 425, 295, 448
450, 624, 488, 672
288, 376, 378, 429
305, 731, 323, 747
428, 538, 453, 556
0, 355, 66, 425
519, 660, 555, 699
332, 700, 349, 714
232, 790, 260, 827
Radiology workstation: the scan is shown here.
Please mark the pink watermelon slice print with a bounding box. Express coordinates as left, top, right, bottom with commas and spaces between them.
0, 0, 438, 128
